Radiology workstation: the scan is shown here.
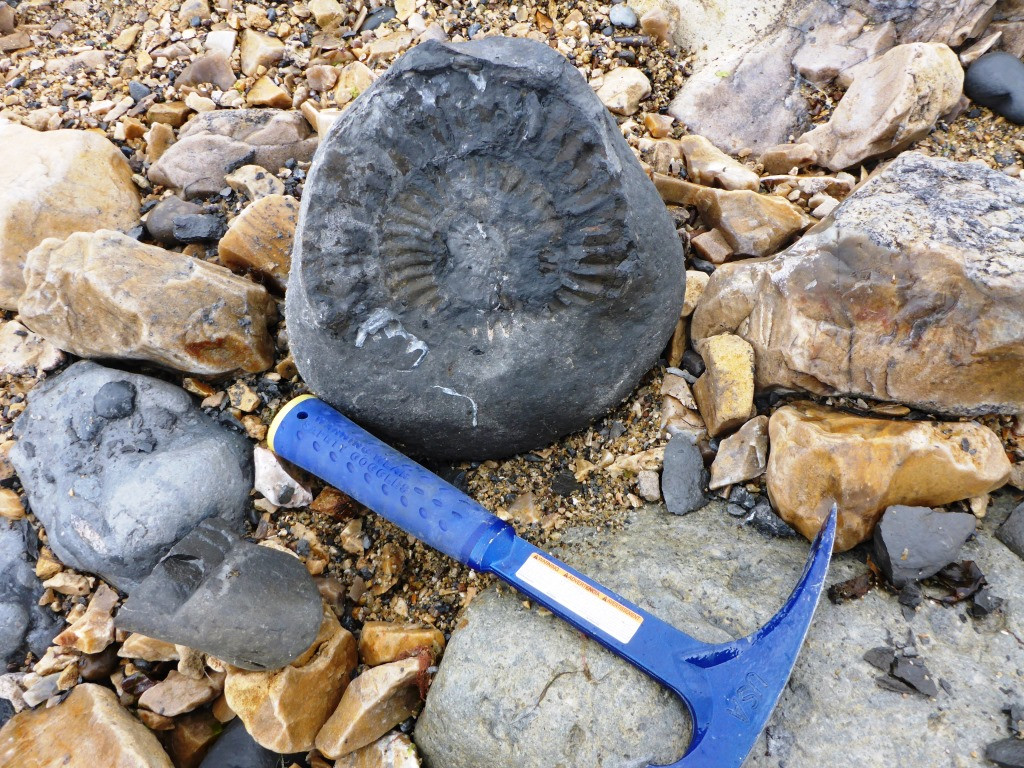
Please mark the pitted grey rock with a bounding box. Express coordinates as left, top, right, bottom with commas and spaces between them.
0, 520, 61, 672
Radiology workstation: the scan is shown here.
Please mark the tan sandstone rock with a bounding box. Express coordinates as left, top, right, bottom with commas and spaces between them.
767, 402, 1011, 551
709, 415, 769, 490
358, 622, 446, 667
691, 186, 812, 258
225, 610, 358, 753
691, 152, 1024, 417
119, 633, 181, 662
240, 29, 284, 77
0, 683, 173, 767
316, 657, 424, 759
334, 732, 421, 768
218, 194, 298, 292
18, 230, 274, 376
0, 123, 140, 309
595, 67, 651, 116
677, 135, 759, 191
692, 334, 755, 437
53, 583, 118, 654
758, 143, 818, 175
138, 670, 224, 717
0, 321, 64, 376
247, 76, 292, 108
799, 43, 964, 171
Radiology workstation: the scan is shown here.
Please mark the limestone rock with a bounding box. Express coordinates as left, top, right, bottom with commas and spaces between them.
689, 228, 734, 264
334, 61, 377, 104
758, 143, 817, 175
358, 622, 445, 666
691, 186, 811, 258
53, 584, 117, 654
595, 66, 652, 115
224, 164, 285, 200
800, 43, 963, 171
148, 109, 317, 198
253, 446, 313, 508
690, 152, 1024, 417
709, 415, 768, 490
247, 76, 291, 108
19, 230, 274, 376
240, 29, 284, 77
677, 135, 759, 191
116, 518, 324, 671
10, 362, 253, 590
766, 402, 1010, 551
315, 657, 423, 759
964, 51, 1024, 123
681, 270, 709, 316
224, 610, 358, 752
218, 194, 298, 292
288, 39, 684, 460
335, 732, 420, 768
169, 710, 220, 768
0, 123, 140, 309
119, 634, 180, 663
139, 670, 224, 717
0, 321, 63, 377
309, 0, 345, 27
692, 334, 755, 437
791, 10, 896, 86
0, 520, 61, 668
873, 505, 977, 587
0, 684, 173, 767
177, 51, 236, 90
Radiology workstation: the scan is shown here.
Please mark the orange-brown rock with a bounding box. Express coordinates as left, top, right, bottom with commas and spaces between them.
218, 194, 298, 292
767, 403, 1011, 551
138, 670, 224, 717
334, 732, 421, 768
18, 230, 274, 376
315, 657, 424, 759
53, 583, 118, 654
224, 610, 357, 753
119, 633, 181, 662
0, 122, 140, 309
0, 683, 173, 767
691, 334, 755, 437
358, 622, 445, 667
169, 710, 221, 768
691, 186, 811, 258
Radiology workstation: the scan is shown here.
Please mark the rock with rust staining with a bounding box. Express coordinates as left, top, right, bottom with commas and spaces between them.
0, 321, 63, 377
0, 122, 141, 309
691, 152, 1024, 417
218, 194, 298, 293
358, 622, 446, 666
676, 135, 759, 191
19, 230, 274, 376
53, 583, 118, 654
692, 334, 755, 437
709, 415, 768, 490
225, 610, 358, 752
691, 186, 811, 258
138, 670, 225, 718
0, 683, 173, 767
316, 657, 424, 759
799, 43, 963, 171
766, 402, 1010, 551
335, 732, 421, 768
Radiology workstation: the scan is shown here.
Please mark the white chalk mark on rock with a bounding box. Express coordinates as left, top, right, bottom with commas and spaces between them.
433, 385, 478, 427
355, 308, 429, 367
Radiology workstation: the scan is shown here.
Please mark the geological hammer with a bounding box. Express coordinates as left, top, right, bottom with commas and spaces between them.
269, 395, 837, 767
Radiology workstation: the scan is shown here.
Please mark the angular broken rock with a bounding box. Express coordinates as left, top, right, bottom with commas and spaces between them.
53, 583, 118, 654
225, 609, 358, 752
148, 109, 317, 198
692, 334, 755, 437
0, 684, 173, 767
334, 732, 421, 768
358, 622, 446, 666
10, 361, 253, 590
799, 43, 964, 171
0, 122, 141, 309
660, 433, 707, 515
709, 415, 768, 490
691, 152, 1024, 417
693, 186, 811, 258
19, 230, 275, 376
758, 143, 817, 175
197, 717, 279, 768
0, 320, 63, 377
218, 194, 298, 293
873, 505, 977, 587
138, 669, 225, 718
288, 38, 684, 460
595, 66, 652, 115
0, 520, 61, 668
766, 403, 1010, 551
676, 135, 759, 191
116, 518, 323, 671
253, 446, 313, 508
316, 656, 424, 759
996, 502, 1024, 562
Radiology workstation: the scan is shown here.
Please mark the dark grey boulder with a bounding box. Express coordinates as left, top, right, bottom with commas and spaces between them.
10, 361, 253, 591
997, 501, 1024, 561
115, 518, 323, 671
288, 37, 685, 460
199, 718, 280, 768
0, 520, 61, 671
145, 196, 205, 245
987, 738, 1024, 768
661, 434, 707, 515
964, 52, 1024, 125
873, 505, 976, 588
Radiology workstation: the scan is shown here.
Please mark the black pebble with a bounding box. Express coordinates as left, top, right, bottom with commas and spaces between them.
661, 434, 707, 515
964, 51, 1024, 125
128, 81, 151, 101
986, 738, 1024, 768
172, 213, 226, 243
681, 349, 705, 378
363, 6, 396, 30
93, 380, 137, 419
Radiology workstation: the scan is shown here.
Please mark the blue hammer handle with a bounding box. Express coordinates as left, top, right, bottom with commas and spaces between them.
269, 395, 837, 768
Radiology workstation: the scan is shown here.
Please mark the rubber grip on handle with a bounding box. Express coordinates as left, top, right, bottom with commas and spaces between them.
268, 396, 511, 569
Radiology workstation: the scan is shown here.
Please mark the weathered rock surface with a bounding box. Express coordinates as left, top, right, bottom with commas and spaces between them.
138, 670, 224, 717
335, 732, 420, 768
0, 683, 173, 767
873, 505, 977, 586
218, 195, 297, 293
224, 610, 357, 752
144, 196, 206, 246
148, 109, 317, 198
288, 38, 684, 460
116, 518, 324, 671
253, 447, 313, 508
709, 415, 768, 490
0, 520, 61, 668
316, 657, 423, 759
692, 186, 811, 258
660, 433, 707, 515
676, 135, 759, 190
417, 499, 1024, 767
799, 43, 964, 170
691, 152, 1024, 416
53, 583, 117, 654
10, 362, 253, 590
996, 501, 1024, 560
0, 321, 63, 377
692, 334, 755, 437
964, 50, 1024, 123
198, 717, 279, 768
766, 403, 1010, 551
19, 230, 274, 376
358, 622, 446, 666
595, 66, 652, 115
0, 122, 140, 309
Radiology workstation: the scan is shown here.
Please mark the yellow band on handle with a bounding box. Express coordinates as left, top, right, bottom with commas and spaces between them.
267, 394, 317, 452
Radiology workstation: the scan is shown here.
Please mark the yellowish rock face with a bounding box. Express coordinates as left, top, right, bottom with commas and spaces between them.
694, 187, 811, 257
677, 135, 759, 191
0, 683, 173, 768
334, 732, 422, 768
767, 402, 1011, 551
358, 622, 446, 667
0, 123, 140, 309
692, 333, 755, 437
218, 194, 298, 292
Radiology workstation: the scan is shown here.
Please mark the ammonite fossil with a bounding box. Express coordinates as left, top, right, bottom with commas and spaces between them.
288, 38, 685, 460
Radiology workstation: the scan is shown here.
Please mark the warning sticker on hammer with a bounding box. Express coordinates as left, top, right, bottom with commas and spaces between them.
515, 553, 643, 644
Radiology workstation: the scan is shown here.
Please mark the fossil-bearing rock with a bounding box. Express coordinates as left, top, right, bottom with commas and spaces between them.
288, 38, 685, 460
